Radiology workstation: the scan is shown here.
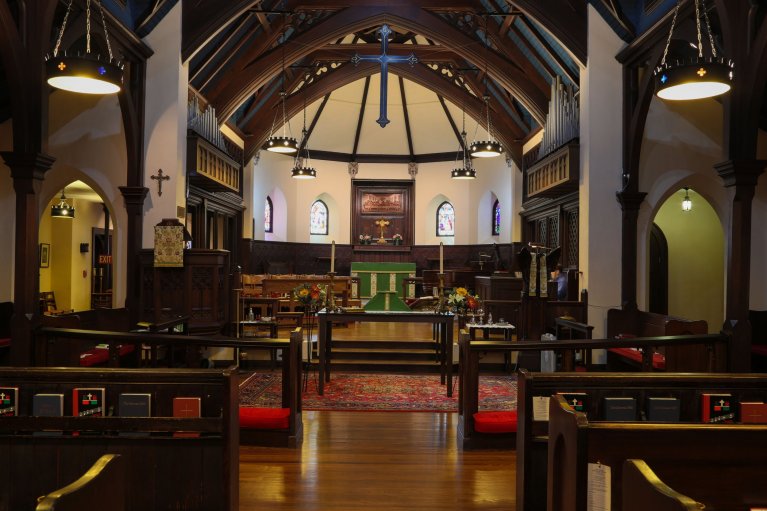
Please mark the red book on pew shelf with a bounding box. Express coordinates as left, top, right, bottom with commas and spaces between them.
0, 387, 18, 416
739, 402, 767, 424
72, 388, 105, 417
701, 393, 733, 423
173, 397, 201, 438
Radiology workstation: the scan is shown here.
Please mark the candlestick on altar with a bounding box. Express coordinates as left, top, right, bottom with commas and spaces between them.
330, 240, 335, 273
325, 271, 342, 312
435, 272, 448, 314
439, 242, 444, 274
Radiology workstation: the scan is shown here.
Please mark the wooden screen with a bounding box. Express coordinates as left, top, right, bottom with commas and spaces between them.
351, 180, 414, 245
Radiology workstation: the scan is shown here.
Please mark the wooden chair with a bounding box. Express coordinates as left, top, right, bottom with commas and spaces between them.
39, 291, 72, 315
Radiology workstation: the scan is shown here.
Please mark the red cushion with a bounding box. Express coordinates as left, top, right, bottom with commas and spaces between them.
79, 345, 135, 367
239, 407, 291, 430
752, 345, 767, 357
0, 338, 10, 348
608, 347, 666, 370
473, 411, 517, 434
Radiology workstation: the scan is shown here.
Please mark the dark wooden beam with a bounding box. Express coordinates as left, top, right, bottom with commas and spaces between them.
189, 13, 254, 85
437, 94, 464, 149
300, 93, 331, 152
506, 0, 586, 65
517, 14, 578, 85
182, 0, 261, 61
309, 149, 461, 164
352, 76, 372, 160
399, 76, 415, 160
509, 22, 557, 82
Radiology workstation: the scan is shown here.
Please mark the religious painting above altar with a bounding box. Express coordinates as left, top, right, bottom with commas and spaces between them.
352, 180, 414, 246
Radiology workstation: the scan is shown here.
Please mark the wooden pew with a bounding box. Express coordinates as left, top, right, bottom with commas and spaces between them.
749, 309, 767, 371
238, 329, 304, 447
622, 459, 702, 511
547, 393, 767, 511
515, 370, 767, 511
606, 308, 715, 371
36, 454, 125, 511
0, 367, 238, 511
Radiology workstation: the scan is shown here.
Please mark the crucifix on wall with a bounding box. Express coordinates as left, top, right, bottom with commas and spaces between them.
150, 169, 170, 196
351, 24, 417, 128
375, 218, 390, 243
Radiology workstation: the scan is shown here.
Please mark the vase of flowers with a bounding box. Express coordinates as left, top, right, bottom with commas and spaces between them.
447, 287, 481, 328
359, 234, 372, 245
392, 233, 403, 245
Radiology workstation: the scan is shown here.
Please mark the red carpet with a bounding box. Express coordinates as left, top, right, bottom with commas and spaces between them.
239, 372, 516, 412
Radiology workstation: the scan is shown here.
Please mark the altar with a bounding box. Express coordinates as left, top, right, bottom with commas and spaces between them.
350, 262, 416, 299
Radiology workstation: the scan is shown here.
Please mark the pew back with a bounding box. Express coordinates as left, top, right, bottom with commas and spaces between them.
548, 394, 767, 511
0, 367, 238, 511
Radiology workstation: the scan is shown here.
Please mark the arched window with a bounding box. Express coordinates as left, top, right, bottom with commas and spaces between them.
310, 199, 329, 235
492, 200, 501, 236
436, 201, 455, 237
264, 196, 273, 233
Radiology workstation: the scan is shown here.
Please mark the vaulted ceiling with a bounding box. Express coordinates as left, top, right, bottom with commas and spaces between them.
182, 0, 590, 165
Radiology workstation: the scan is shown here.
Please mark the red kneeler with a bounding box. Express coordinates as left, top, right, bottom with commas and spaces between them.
239, 407, 290, 430
472, 410, 518, 434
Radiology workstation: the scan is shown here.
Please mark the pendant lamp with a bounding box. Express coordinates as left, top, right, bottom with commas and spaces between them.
654, 0, 733, 101
682, 187, 692, 211
452, 109, 476, 179
470, 17, 502, 158
265, 19, 298, 154
51, 189, 75, 219
46, 0, 123, 94
292, 85, 316, 179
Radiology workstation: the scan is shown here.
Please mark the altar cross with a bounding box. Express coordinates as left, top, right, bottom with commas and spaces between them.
151, 168, 170, 196
375, 218, 390, 239
351, 25, 417, 128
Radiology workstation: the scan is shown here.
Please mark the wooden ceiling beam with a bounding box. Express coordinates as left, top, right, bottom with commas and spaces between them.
506, 0, 586, 65
399, 76, 415, 160
352, 76, 371, 159
517, 15, 578, 85
182, 0, 262, 62
209, 5, 548, 125
437, 94, 464, 149
191, 14, 255, 87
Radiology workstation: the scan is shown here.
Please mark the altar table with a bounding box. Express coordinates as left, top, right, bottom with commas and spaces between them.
316, 310, 455, 396
350, 262, 416, 299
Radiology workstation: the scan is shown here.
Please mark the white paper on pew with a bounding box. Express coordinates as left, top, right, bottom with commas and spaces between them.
587, 462, 611, 511
532, 396, 550, 421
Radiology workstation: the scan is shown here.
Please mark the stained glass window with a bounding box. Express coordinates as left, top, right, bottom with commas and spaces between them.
437, 201, 455, 236
264, 196, 273, 233
492, 200, 501, 236
310, 200, 328, 235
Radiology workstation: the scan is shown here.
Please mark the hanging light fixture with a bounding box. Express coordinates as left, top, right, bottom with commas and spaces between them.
265, 19, 298, 154
292, 79, 316, 179
682, 187, 692, 211
452, 108, 476, 179
654, 0, 733, 101
45, 0, 123, 95
470, 16, 503, 158
51, 189, 75, 219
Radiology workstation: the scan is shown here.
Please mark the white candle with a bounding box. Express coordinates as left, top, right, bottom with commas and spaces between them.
439, 242, 444, 274
330, 241, 335, 273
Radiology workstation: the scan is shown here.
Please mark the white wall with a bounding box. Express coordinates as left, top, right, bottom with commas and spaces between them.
579, 6, 625, 339
142, 2, 188, 242
250, 151, 514, 245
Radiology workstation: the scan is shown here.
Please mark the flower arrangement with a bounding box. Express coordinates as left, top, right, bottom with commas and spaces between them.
359, 234, 372, 244
447, 287, 480, 314
392, 233, 402, 241
293, 282, 327, 309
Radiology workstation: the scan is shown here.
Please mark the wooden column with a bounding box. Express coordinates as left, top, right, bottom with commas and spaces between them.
616, 190, 646, 310
1, 151, 55, 365
119, 186, 149, 324
715, 160, 766, 371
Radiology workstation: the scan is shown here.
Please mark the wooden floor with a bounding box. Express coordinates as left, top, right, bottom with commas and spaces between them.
239, 320, 515, 510
239, 411, 516, 511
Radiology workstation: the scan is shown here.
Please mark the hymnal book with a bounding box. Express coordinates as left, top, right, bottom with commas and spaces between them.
557, 392, 588, 415
72, 388, 105, 417
32, 393, 64, 436
0, 387, 18, 416
646, 397, 681, 422
701, 393, 733, 423
172, 397, 201, 438
119, 393, 152, 437
602, 397, 636, 421
739, 402, 767, 424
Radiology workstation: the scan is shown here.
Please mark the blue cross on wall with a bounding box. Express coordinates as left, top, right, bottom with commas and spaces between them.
351, 24, 418, 128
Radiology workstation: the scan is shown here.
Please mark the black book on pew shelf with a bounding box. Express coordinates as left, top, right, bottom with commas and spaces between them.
118, 393, 152, 437
646, 397, 681, 422
72, 388, 105, 417
602, 397, 637, 421
32, 394, 64, 436
557, 392, 588, 415
701, 393, 733, 423
0, 387, 18, 416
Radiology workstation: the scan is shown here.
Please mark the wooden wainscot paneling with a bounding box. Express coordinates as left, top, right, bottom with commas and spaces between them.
525, 141, 579, 199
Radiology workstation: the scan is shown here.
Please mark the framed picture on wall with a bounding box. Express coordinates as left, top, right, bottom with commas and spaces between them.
40, 243, 50, 268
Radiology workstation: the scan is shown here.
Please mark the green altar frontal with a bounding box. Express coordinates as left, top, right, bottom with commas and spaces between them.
350, 262, 416, 299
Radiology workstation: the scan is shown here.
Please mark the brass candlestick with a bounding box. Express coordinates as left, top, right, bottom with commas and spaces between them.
434, 273, 449, 314
325, 272, 343, 313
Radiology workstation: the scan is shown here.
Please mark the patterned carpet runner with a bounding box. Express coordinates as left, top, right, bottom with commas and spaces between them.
239, 372, 517, 412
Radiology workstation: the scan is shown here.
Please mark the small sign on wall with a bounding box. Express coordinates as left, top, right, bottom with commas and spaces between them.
98, 255, 112, 265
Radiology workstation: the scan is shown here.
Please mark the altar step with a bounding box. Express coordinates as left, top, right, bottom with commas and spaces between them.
314, 338, 445, 373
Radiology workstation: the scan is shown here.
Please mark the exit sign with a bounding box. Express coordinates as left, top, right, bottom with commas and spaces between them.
98, 255, 112, 265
